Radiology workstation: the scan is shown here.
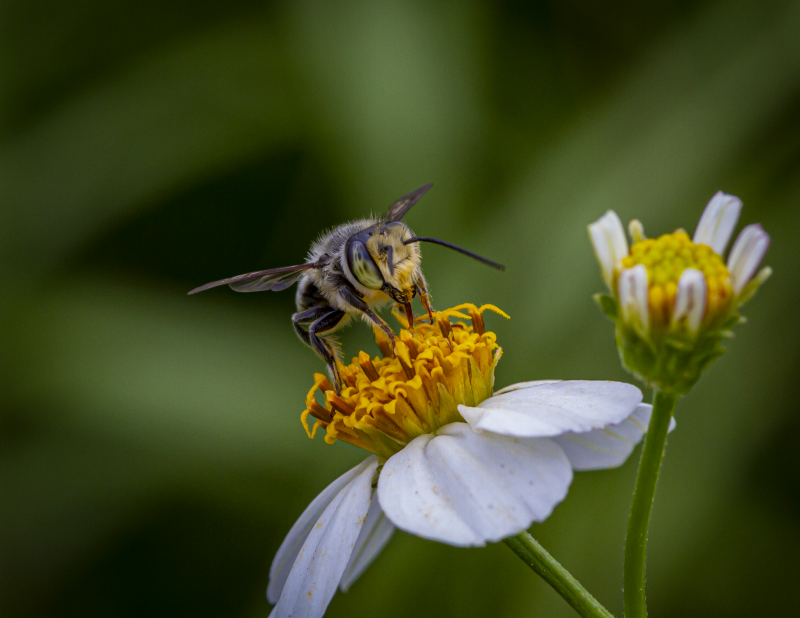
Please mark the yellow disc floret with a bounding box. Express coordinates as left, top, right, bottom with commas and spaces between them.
300, 304, 509, 459
621, 231, 733, 325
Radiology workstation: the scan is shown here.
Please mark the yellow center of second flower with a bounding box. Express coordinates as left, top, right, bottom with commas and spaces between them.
621, 231, 733, 323
301, 303, 508, 459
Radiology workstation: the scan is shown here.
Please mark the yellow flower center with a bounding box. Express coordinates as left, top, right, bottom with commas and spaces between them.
301, 304, 508, 459
621, 231, 733, 324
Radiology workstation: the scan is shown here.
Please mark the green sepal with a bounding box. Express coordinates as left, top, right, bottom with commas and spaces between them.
662, 335, 691, 352
735, 266, 772, 308
602, 264, 769, 394
593, 293, 619, 321
720, 312, 743, 330
615, 323, 728, 395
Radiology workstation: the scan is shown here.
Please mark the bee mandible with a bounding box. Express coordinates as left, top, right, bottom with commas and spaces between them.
189, 184, 504, 393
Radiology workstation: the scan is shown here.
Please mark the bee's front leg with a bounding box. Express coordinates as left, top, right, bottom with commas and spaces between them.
339, 287, 397, 351
416, 274, 435, 324
368, 314, 397, 349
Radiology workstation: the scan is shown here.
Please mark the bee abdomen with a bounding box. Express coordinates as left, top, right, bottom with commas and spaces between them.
296, 277, 328, 313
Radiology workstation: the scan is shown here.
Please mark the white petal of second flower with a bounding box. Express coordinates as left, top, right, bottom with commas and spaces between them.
271, 458, 378, 618
377, 423, 573, 547
458, 380, 643, 439
618, 265, 649, 334
588, 210, 629, 290
672, 268, 706, 332
693, 191, 742, 254
727, 224, 770, 295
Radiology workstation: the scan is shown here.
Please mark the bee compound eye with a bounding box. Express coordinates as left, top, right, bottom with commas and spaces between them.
347, 240, 384, 290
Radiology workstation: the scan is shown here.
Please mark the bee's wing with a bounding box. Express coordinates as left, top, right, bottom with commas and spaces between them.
188, 261, 325, 295
229, 269, 308, 293
385, 182, 433, 222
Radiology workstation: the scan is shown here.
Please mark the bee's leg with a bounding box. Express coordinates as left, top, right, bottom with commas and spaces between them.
340, 287, 396, 348
293, 306, 344, 392
292, 306, 332, 348
416, 274, 435, 324
364, 310, 396, 346
308, 309, 347, 394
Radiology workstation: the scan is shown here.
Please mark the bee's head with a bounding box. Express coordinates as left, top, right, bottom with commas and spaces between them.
345, 222, 421, 304
345, 220, 504, 316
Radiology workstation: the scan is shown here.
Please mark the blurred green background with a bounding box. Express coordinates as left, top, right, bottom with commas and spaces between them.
2, 0, 799, 616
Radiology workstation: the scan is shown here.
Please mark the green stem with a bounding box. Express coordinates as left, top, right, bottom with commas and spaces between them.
623, 390, 679, 618
505, 532, 615, 618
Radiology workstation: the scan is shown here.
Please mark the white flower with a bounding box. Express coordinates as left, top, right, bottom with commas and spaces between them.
588, 192, 771, 392
589, 192, 770, 335
268, 378, 657, 618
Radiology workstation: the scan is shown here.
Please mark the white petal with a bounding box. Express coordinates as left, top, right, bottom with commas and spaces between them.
379, 433, 478, 546
267, 456, 377, 604
588, 210, 629, 290
270, 458, 378, 618
727, 224, 770, 295
459, 380, 643, 439
552, 404, 673, 470
377, 423, 573, 547
491, 380, 561, 396
693, 192, 742, 254
618, 265, 649, 334
672, 268, 707, 332
339, 494, 395, 592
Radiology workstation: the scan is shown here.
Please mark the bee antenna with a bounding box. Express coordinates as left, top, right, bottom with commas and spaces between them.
403, 237, 505, 271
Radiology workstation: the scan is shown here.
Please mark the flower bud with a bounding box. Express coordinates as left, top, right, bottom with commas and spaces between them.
589, 192, 770, 393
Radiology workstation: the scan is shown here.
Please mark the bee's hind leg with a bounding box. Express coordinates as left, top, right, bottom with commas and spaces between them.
292, 306, 330, 347
306, 308, 347, 395
293, 306, 345, 393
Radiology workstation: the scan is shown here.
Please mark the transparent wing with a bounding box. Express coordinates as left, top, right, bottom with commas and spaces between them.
230, 269, 308, 292
385, 182, 433, 222
188, 261, 324, 295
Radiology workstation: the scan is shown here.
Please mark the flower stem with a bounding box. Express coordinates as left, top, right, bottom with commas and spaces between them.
623, 389, 679, 618
505, 532, 615, 618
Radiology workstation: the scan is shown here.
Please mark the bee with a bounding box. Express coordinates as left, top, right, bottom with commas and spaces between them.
189, 183, 504, 393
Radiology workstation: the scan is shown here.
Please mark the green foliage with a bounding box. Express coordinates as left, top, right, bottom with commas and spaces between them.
3, 1, 800, 617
